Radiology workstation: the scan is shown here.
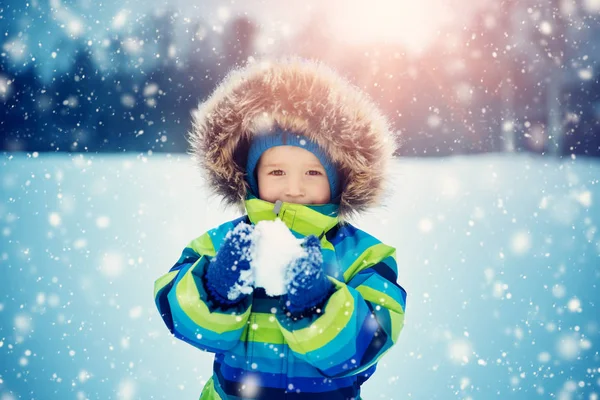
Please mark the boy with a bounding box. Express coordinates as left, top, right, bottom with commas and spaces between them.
154, 59, 407, 399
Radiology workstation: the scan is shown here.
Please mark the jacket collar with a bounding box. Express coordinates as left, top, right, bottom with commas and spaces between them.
244, 193, 339, 238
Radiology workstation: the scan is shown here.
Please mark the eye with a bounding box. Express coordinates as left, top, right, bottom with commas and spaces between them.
268, 169, 284, 176
307, 170, 323, 176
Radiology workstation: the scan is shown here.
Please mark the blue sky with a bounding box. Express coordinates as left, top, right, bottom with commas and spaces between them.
1, 0, 487, 78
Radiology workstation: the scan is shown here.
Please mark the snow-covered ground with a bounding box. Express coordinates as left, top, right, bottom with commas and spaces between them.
1, 152, 598, 399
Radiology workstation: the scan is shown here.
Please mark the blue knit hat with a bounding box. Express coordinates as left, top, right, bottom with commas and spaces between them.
245, 129, 340, 202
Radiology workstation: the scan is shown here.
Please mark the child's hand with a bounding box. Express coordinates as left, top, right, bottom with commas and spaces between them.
205, 222, 255, 305
283, 235, 335, 314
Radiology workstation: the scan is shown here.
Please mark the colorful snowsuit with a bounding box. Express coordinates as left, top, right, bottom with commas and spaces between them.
154, 196, 407, 399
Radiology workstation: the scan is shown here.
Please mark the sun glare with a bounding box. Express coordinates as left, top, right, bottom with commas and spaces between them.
326, 0, 454, 53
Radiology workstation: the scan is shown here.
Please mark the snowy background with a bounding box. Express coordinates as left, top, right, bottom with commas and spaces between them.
1, 152, 599, 399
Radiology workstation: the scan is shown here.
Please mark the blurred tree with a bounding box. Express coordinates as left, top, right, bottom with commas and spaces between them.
223, 16, 258, 67
563, 72, 600, 157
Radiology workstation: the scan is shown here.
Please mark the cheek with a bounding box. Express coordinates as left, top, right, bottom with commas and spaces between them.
258, 176, 281, 196
312, 180, 331, 200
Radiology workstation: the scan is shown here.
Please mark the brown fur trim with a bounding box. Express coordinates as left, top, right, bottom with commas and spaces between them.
187, 58, 397, 221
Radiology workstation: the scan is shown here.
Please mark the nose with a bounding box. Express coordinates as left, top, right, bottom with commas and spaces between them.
285, 177, 304, 198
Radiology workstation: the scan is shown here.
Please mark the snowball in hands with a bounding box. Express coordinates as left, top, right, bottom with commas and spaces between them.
222, 222, 256, 301
223, 219, 306, 299
250, 219, 306, 296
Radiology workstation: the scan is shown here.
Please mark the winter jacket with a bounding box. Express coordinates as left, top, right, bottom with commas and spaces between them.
154, 195, 407, 399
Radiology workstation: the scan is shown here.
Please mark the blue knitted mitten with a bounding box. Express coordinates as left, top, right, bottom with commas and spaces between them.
205, 222, 255, 306
283, 235, 335, 315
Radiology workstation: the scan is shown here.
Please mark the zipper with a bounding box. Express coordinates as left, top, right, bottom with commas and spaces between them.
283, 343, 289, 398
248, 313, 255, 373
274, 200, 283, 216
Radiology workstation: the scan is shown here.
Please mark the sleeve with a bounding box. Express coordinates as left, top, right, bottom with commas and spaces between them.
275, 238, 407, 379
153, 228, 253, 354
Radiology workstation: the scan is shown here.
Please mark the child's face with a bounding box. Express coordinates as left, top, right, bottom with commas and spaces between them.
256, 146, 331, 205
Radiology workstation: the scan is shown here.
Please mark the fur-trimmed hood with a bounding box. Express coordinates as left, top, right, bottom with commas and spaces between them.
187, 58, 397, 221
